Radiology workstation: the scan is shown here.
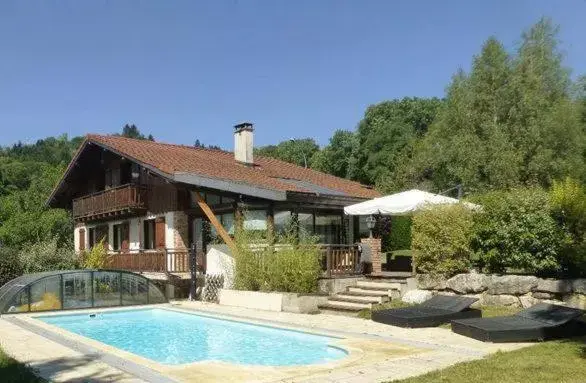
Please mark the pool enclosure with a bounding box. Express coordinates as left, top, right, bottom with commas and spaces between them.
0, 270, 167, 314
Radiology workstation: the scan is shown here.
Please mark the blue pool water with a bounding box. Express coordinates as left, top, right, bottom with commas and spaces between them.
37, 308, 347, 366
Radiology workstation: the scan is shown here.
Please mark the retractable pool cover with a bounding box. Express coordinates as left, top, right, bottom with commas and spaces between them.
0, 269, 167, 314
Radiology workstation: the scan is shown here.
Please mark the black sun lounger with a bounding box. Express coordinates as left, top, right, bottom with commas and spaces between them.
451, 303, 586, 343
371, 295, 481, 328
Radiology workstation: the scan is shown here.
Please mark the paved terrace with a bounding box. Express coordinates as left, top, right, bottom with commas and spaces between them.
0, 301, 532, 383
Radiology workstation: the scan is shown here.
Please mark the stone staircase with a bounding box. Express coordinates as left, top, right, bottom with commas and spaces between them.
318, 278, 407, 313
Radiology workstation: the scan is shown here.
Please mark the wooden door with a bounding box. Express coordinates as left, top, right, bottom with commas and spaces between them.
155, 217, 166, 249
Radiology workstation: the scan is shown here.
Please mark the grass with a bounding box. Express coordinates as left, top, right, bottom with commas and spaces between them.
0, 348, 43, 383
390, 339, 586, 383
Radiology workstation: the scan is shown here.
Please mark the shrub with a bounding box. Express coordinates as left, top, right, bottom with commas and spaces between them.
412, 204, 474, 277
550, 178, 586, 276
389, 216, 412, 251
82, 240, 108, 269
18, 237, 79, 273
0, 246, 23, 287
472, 188, 566, 276
233, 223, 322, 294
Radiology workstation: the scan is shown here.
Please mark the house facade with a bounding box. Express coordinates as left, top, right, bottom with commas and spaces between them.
48, 123, 380, 276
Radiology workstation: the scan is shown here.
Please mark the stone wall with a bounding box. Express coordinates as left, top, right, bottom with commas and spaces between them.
410, 273, 586, 309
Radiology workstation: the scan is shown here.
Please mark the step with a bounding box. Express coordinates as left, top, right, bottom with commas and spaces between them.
337, 291, 390, 302
365, 278, 409, 284
333, 294, 387, 304
356, 281, 403, 290
318, 301, 368, 312
347, 287, 391, 296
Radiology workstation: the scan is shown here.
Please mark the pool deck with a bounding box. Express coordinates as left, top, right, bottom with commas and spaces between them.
0, 302, 533, 383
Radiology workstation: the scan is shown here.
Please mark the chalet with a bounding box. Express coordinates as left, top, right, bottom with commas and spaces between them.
48, 123, 380, 278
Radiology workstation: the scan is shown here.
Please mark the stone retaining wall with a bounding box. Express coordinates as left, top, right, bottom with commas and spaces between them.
409, 273, 586, 309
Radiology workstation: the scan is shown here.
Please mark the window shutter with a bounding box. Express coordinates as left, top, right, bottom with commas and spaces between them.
79, 228, 86, 251
155, 217, 166, 249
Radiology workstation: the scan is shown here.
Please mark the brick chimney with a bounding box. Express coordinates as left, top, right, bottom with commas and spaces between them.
234, 122, 254, 164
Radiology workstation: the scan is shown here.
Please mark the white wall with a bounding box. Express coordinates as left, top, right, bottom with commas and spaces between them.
164, 211, 175, 249
206, 244, 235, 288
73, 225, 85, 253
128, 217, 140, 250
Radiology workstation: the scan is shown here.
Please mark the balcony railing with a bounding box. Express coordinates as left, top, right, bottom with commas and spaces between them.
72, 184, 147, 220
105, 248, 205, 274
102, 244, 361, 278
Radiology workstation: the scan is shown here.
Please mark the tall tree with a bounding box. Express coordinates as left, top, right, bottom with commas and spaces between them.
255, 139, 319, 168
311, 130, 356, 178
116, 124, 155, 141
348, 97, 442, 187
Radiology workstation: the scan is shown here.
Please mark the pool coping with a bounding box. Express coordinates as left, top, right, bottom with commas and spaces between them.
3, 304, 427, 382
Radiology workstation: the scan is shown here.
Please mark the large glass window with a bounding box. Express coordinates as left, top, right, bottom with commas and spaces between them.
63, 273, 92, 309
244, 210, 267, 231
93, 272, 121, 307
297, 213, 314, 239
315, 215, 342, 244
30, 276, 62, 312
210, 212, 235, 239
274, 211, 292, 237
88, 227, 96, 248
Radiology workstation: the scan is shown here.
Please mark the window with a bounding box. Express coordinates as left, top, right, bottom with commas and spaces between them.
143, 219, 155, 249
297, 213, 314, 239
274, 211, 292, 236
243, 210, 267, 231
105, 167, 121, 188
357, 216, 371, 239
88, 227, 96, 248
315, 215, 342, 244
112, 223, 125, 251
210, 212, 235, 238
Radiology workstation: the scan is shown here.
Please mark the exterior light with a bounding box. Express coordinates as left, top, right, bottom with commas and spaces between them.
365, 215, 376, 238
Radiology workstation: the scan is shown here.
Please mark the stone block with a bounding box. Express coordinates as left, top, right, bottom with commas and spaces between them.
446, 273, 490, 294
401, 289, 433, 305
563, 293, 586, 310
532, 291, 555, 300
486, 275, 538, 295
480, 293, 521, 307
536, 278, 573, 294
572, 279, 586, 294
519, 294, 538, 308
416, 274, 448, 290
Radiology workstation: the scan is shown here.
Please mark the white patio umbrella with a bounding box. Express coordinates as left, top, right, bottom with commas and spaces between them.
344, 189, 479, 216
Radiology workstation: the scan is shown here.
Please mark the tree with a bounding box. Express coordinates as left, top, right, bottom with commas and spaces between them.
116, 124, 155, 141
348, 97, 442, 187
311, 130, 356, 178
255, 139, 319, 168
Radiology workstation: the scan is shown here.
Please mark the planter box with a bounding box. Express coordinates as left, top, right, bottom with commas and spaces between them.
218, 289, 328, 314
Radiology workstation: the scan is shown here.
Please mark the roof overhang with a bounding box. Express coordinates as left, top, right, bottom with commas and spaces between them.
173, 172, 287, 201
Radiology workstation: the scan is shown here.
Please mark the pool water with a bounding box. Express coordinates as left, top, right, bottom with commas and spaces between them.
37, 308, 347, 366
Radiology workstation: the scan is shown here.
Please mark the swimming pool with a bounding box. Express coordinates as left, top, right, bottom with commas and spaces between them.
37, 308, 347, 366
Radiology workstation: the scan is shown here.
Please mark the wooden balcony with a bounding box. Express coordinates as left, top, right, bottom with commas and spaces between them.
105, 248, 205, 274
72, 184, 148, 221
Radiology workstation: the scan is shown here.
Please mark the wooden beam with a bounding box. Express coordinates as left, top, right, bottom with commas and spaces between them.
193, 190, 237, 253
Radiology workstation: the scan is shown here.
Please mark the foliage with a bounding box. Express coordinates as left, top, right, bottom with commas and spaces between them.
350, 97, 442, 189
255, 138, 319, 168
389, 216, 412, 251
0, 347, 45, 383
17, 238, 79, 274
412, 204, 474, 277
233, 223, 322, 294
550, 178, 586, 276
115, 124, 155, 141
0, 247, 23, 288
471, 188, 566, 275
82, 240, 108, 269
310, 130, 356, 178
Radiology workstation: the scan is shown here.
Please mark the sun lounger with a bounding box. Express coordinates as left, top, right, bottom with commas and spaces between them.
451, 303, 586, 342
371, 295, 481, 328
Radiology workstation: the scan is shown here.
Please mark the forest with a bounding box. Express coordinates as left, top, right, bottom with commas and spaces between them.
0, 18, 584, 283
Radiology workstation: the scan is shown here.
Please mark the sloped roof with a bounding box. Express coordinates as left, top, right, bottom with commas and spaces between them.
50, 134, 379, 203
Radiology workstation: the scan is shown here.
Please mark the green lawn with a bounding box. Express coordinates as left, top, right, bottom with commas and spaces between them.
0, 348, 43, 383
390, 339, 586, 383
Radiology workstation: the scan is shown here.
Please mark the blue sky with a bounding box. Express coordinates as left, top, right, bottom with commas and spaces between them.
1, 1, 585, 149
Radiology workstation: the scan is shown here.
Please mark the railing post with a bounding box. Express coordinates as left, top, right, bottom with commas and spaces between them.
326, 246, 332, 278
